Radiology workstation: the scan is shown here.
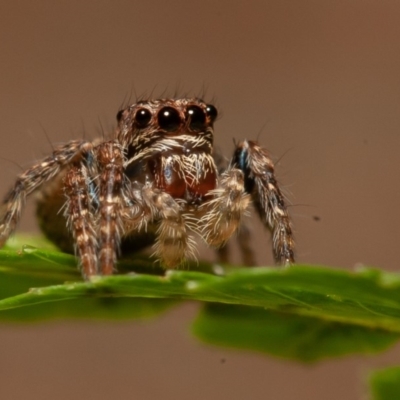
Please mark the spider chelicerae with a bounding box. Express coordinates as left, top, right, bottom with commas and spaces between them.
0, 98, 294, 279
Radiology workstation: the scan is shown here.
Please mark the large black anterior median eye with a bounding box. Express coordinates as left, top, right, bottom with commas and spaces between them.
134, 108, 152, 128
205, 104, 218, 122
186, 105, 206, 131
158, 107, 181, 131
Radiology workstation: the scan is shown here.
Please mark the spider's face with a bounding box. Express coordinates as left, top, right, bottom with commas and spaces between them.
116, 98, 218, 150
118, 99, 219, 204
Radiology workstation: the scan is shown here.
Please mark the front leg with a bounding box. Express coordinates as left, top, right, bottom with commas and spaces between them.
64, 162, 98, 278
233, 140, 295, 265
64, 141, 125, 278
96, 142, 125, 275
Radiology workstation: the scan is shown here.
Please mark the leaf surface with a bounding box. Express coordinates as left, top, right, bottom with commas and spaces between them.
1, 241, 400, 361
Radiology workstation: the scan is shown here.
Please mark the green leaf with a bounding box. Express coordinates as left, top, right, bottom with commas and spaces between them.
370, 366, 400, 400
1, 238, 400, 362
0, 244, 179, 321
192, 303, 400, 362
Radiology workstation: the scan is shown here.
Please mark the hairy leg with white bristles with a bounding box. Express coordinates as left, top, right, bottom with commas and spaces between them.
152, 190, 195, 268
0, 141, 92, 248
200, 168, 251, 249
64, 162, 98, 278
232, 140, 295, 265
122, 184, 194, 268
96, 141, 125, 275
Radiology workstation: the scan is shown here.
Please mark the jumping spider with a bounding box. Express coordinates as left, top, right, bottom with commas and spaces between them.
0, 98, 294, 279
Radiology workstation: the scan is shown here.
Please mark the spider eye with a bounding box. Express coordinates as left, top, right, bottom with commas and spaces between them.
134, 108, 152, 128
186, 105, 206, 131
116, 110, 124, 122
158, 107, 181, 131
206, 104, 218, 122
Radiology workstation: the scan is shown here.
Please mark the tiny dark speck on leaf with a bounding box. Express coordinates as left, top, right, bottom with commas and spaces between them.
313, 215, 321, 221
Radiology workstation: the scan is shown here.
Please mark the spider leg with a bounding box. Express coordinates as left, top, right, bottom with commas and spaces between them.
236, 223, 257, 266
211, 148, 230, 264
96, 142, 125, 275
122, 184, 194, 268
0, 140, 92, 247
212, 147, 257, 266
64, 160, 98, 278
200, 168, 251, 250
232, 140, 295, 265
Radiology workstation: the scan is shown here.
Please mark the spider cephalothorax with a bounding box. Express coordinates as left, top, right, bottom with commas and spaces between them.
0, 98, 295, 279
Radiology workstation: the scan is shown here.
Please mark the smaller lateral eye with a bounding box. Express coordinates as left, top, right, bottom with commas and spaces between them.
134, 108, 152, 128
158, 107, 181, 131
186, 105, 206, 131
206, 104, 218, 122
116, 110, 124, 122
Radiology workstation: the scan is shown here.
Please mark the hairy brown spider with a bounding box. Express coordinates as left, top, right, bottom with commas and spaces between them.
0, 98, 294, 279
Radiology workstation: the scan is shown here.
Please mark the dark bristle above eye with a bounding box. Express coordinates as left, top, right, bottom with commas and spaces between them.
157, 107, 181, 131
186, 105, 206, 131
134, 108, 152, 128
206, 104, 218, 122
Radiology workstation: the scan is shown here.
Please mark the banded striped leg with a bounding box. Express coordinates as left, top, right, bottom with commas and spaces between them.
96, 142, 125, 275
200, 168, 251, 249
0, 141, 92, 247
233, 140, 295, 265
64, 162, 98, 278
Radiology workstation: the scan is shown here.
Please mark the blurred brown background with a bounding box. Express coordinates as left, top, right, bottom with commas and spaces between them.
1, 1, 400, 399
